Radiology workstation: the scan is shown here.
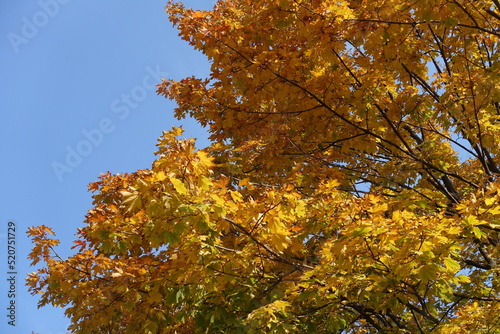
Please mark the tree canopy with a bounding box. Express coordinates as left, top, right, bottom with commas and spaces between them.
28, 0, 500, 332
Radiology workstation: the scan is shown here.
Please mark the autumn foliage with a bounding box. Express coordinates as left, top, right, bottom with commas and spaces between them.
28, 0, 500, 332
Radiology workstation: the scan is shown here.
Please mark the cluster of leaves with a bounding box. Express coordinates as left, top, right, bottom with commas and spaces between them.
28, 0, 500, 332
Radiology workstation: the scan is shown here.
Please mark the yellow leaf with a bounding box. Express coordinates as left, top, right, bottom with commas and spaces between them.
156, 171, 167, 182
464, 215, 482, 226
444, 257, 460, 272
198, 176, 212, 190
447, 226, 462, 234
238, 178, 250, 187
212, 194, 226, 207
171, 178, 188, 195
484, 196, 496, 206
230, 191, 243, 203
370, 202, 388, 214
488, 206, 500, 215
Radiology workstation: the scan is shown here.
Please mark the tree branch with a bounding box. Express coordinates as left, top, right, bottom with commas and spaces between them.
223, 217, 313, 272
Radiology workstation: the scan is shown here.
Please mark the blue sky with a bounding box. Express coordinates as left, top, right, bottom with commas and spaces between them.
1, 1, 213, 333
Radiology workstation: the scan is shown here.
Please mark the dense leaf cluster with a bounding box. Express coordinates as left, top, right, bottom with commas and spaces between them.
28, 0, 500, 332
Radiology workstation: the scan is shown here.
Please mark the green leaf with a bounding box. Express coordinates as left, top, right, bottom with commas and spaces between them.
176, 289, 184, 303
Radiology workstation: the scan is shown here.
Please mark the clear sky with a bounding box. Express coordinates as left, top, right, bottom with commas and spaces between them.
1, 1, 213, 333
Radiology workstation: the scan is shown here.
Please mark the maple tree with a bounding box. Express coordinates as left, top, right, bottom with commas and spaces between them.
27, 0, 500, 332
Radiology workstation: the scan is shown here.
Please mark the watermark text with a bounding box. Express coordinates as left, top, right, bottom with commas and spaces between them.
52, 65, 168, 182
7, 0, 72, 53
5, 221, 17, 326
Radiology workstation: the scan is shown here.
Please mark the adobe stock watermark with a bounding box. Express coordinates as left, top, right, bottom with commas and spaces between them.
51, 65, 168, 182
7, 0, 72, 54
